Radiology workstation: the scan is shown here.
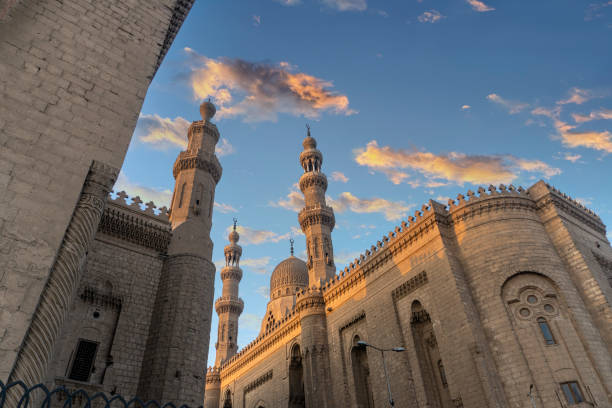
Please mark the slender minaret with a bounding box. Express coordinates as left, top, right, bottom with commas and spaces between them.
298, 125, 336, 285
215, 218, 244, 365
139, 101, 222, 406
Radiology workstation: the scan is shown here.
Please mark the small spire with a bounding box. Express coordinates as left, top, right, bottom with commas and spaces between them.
233, 217, 238, 231
290, 238, 295, 256
306, 124, 310, 137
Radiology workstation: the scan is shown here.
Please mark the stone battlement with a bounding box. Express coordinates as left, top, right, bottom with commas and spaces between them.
98, 191, 171, 252
108, 191, 170, 223
320, 180, 605, 304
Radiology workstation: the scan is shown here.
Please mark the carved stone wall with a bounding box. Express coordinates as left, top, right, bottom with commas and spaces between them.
0, 0, 194, 383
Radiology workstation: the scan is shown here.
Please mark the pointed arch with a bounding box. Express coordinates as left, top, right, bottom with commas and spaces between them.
351, 335, 374, 408
289, 344, 305, 408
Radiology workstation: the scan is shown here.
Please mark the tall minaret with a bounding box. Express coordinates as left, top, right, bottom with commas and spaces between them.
139, 101, 222, 406
215, 218, 244, 365
298, 125, 336, 285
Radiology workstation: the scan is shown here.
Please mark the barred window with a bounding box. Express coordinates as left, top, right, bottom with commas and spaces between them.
68, 339, 98, 382
560, 381, 585, 405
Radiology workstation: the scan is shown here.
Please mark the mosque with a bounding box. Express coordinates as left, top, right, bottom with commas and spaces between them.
37, 101, 612, 408
203, 104, 612, 408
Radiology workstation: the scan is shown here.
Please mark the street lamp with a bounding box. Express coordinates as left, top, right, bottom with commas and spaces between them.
357, 340, 405, 407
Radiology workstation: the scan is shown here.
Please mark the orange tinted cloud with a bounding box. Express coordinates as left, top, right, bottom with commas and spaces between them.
418, 10, 444, 23
557, 87, 594, 105
571, 108, 612, 123
328, 192, 412, 221
185, 48, 355, 122
354, 141, 560, 186
466, 0, 495, 12
554, 120, 612, 153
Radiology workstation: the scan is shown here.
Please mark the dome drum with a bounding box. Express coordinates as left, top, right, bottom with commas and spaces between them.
270, 256, 309, 299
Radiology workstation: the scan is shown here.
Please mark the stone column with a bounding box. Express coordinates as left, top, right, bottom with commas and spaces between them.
296, 287, 333, 408
7, 160, 117, 392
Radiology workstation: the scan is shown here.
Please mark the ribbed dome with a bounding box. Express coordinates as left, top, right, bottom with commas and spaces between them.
270, 256, 308, 297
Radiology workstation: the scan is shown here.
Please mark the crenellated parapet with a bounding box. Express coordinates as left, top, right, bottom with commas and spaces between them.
529, 181, 606, 235
220, 309, 301, 379
98, 191, 171, 252
319, 181, 605, 307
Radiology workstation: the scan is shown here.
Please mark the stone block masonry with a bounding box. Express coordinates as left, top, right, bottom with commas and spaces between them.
0, 0, 195, 384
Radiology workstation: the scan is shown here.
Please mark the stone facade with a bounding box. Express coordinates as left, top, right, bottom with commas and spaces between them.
0, 0, 195, 386
206, 130, 612, 408
22, 102, 222, 407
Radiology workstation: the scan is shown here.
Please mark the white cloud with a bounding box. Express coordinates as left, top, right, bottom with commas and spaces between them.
418, 10, 444, 23
331, 171, 349, 183
241, 256, 272, 274
137, 114, 190, 149
214, 202, 238, 213
563, 153, 582, 163
487, 93, 529, 114
113, 172, 172, 208
136, 114, 234, 157
252, 15, 261, 26
255, 286, 270, 301
321, 0, 367, 11
466, 0, 495, 12
239, 313, 263, 331
274, 0, 301, 5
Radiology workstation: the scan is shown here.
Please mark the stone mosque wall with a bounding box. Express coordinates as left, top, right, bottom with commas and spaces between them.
44, 193, 170, 397
0, 0, 194, 383
213, 181, 612, 408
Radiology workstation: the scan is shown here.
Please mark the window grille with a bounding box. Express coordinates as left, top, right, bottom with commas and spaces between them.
68, 340, 98, 382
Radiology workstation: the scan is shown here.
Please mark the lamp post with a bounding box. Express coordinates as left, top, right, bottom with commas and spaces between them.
357, 340, 405, 407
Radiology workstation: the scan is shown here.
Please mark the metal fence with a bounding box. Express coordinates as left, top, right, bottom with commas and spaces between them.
0, 381, 201, 408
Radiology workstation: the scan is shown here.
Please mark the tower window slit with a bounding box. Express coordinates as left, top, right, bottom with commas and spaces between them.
537, 317, 556, 345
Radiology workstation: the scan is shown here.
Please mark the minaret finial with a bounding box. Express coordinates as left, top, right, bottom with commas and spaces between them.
233, 217, 238, 231
290, 238, 295, 256
306, 124, 310, 136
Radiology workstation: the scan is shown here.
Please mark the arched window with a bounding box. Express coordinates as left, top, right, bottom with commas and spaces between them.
223, 389, 232, 408
351, 336, 374, 408
411, 301, 453, 408
289, 344, 305, 408
178, 183, 186, 208
537, 317, 556, 345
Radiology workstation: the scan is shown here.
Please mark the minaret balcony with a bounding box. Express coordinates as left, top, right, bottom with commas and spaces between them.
220, 266, 243, 281
215, 296, 244, 314
172, 150, 222, 183
299, 171, 328, 192
298, 204, 335, 229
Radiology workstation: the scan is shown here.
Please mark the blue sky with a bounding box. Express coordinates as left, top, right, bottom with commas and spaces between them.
115, 0, 612, 366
